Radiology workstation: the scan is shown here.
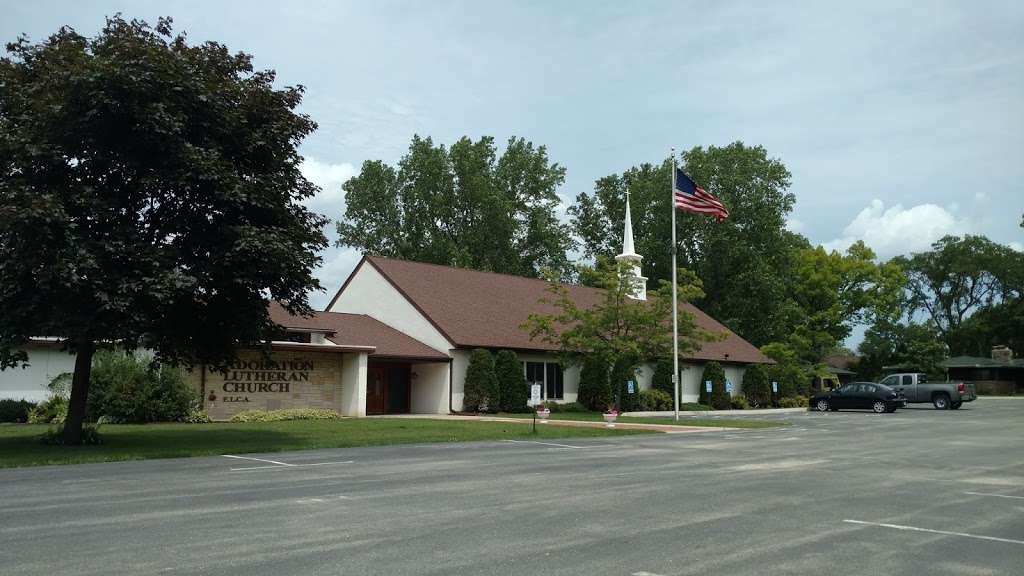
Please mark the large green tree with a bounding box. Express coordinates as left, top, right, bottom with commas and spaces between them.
783, 241, 905, 365
856, 320, 947, 381
337, 135, 574, 278
0, 17, 327, 443
569, 142, 802, 345
894, 235, 1022, 347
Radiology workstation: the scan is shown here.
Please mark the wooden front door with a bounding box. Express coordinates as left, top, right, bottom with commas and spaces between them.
367, 366, 387, 415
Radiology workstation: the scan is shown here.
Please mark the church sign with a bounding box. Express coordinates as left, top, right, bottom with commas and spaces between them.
219, 359, 315, 401
194, 351, 345, 420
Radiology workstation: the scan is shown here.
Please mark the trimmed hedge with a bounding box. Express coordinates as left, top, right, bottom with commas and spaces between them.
730, 396, 750, 410
540, 401, 589, 413
230, 408, 341, 422
638, 389, 673, 411
778, 396, 809, 408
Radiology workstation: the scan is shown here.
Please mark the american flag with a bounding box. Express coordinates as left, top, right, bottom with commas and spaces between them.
673, 168, 729, 221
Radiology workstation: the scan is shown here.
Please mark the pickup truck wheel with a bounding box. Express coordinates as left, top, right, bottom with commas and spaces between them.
933, 394, 950, 410
815, 399, 829, 412
872, 401, 887, 413
951, 401, 962, 410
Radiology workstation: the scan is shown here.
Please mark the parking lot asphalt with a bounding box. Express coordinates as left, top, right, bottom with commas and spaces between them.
1, 398, 1022, 576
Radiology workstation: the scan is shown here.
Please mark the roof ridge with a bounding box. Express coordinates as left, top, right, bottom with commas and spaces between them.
367, 254, 601, 292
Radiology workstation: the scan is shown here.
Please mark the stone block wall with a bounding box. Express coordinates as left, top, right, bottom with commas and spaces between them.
187, 349, 347, 421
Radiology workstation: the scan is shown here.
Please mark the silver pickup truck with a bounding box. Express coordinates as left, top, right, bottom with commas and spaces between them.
879, 373, 977, 410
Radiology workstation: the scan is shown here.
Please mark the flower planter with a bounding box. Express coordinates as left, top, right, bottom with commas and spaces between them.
603, 412, 618, 428
536, 409, 550, 423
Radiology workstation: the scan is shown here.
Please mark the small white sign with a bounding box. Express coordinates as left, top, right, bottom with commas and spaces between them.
530, 384, 542, 407
627, 380, 635, 394
772, 381, 778, 393
726, 380, 734, 394
705, 380, 712, 393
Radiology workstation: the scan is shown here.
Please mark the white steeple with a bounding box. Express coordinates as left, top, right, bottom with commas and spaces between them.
615, 192, 647, 300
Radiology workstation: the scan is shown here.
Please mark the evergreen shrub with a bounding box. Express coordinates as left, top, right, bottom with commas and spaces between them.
742, 365, 771, 408
651, 358, 675, 396
494, 350, 528, 412
611, 358, 640, 412
462, 349, 498, 413
699, 362, 729, 409
576, 356, 612, 411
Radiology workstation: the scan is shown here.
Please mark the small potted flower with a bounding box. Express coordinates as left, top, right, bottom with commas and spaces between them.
603, 409, 619, 427
536, 405, 551, 422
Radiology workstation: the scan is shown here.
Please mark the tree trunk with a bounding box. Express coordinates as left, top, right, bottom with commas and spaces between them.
62, 340, 95, 445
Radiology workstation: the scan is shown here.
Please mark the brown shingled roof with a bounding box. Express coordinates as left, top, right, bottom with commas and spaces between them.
268, 302, 448, 361
346, 256, 771, 365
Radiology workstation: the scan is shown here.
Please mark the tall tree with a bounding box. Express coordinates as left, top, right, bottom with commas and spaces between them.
521, 262, 713, 397
569, 142, 802, 345
337, 135, 574, 278
894, 235, 1022, 346
0, 17, 327, 443
856, 320, 947, 381
783, 241, 905, 364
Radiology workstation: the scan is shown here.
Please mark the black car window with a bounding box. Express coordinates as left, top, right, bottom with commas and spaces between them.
880, 375, 898, 387
901, 375, 912, 386
862, 384, 876, 394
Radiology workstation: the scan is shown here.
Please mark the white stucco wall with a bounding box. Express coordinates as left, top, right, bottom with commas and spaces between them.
449, 349, 469, 411
329, 263, 453, 354
339, 352, 368, 417
0, 346, 76, 402
410, 362, 449, 414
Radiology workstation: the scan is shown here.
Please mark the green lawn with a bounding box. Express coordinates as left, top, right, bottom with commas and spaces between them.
0, 419, 652, 469
498, 412, 789, 429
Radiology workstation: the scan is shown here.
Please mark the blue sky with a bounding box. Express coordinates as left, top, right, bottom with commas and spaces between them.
4, 1, 1023, 322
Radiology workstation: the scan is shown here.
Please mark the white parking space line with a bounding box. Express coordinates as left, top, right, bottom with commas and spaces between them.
632, 571, 667, 576
222, 454, 294, 467
501, 439, 583, 449
843, 519, 1024, 546
964, 491, 1024, 500
224, 455, 355, 472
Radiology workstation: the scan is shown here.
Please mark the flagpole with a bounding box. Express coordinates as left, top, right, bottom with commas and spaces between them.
671, 148, 680, 422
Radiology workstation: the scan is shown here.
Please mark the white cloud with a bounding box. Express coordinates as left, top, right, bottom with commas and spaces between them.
299, 157, 357, 209
822, 199, 971, 259
785, 217, 805, 233
1010, 241, 1024, 253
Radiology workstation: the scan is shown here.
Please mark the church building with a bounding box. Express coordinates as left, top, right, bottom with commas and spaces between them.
1, 199, 771, 419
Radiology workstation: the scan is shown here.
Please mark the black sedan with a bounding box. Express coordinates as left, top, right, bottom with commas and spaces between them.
812, 382, 904, 413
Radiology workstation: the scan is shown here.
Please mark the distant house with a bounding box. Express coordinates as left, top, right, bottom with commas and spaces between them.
940, 346, 1023, 395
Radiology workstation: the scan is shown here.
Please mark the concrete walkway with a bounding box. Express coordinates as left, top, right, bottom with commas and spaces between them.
624, 407, 809, 417
368, 413, 731, 433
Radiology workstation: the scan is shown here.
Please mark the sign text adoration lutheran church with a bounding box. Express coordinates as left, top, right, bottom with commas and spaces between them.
218, 359, 315, 402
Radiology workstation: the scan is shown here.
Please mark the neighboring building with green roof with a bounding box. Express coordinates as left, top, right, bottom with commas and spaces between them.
939, 346, 1023, 395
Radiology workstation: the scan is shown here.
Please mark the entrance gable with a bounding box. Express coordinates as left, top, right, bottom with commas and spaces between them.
327, 258, 453, 354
